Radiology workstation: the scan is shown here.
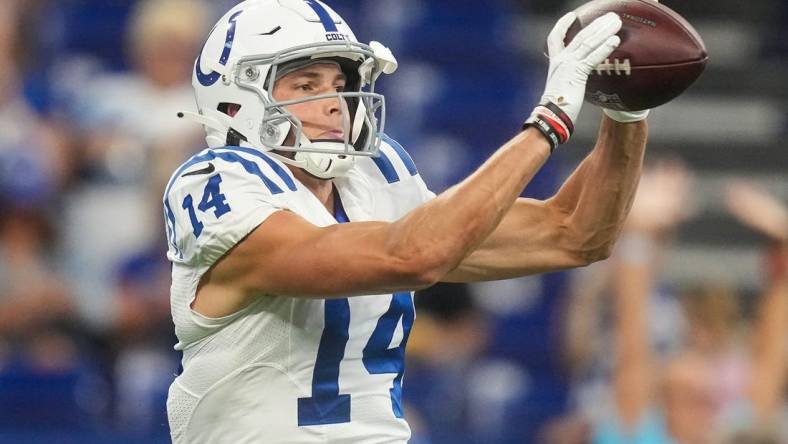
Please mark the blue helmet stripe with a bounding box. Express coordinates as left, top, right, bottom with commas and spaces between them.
304, 0, 339, 32
195, 10, 243, 87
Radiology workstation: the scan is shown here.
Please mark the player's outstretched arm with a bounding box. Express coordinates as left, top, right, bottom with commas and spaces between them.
443, 12, 648, 282
198, 129, 550, 307
443, 117, 646, 282
750, 252, 788, 422
545, 115, 649, 260
193, 12, 621, 314
725, 183, 788, 422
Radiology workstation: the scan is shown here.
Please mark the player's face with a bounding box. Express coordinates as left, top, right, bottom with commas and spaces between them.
272, 63, 348, 142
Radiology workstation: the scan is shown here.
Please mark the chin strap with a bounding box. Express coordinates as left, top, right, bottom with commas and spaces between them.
293, 139, 356, 179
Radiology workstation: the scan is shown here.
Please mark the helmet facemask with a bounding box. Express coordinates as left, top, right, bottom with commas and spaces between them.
229, 42, 388, 179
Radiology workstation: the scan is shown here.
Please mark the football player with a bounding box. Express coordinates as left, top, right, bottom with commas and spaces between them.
163, 0, 649, 442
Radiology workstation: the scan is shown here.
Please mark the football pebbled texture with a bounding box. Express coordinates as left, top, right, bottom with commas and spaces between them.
565, 0, 709, 111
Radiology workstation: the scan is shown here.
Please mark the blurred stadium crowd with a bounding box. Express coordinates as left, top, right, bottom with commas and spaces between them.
0, 0, 786, 443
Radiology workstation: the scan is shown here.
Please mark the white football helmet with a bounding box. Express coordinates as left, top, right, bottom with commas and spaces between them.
182, 0, 398, 179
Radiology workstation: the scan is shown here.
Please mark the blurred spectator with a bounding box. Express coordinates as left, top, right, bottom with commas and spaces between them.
59, 0, 210, 329
0, 0, 74, 360
109, 248, 177, 433
719, 181, 788, 441
55, 0, 212, 430
406, 283, 529, 444
563, 161, 693, 429
71, 0, 209, 186
563, 162, 788, 443
0, 0, 73, 204
0, 2, 110, 431
0, 209, 72, 347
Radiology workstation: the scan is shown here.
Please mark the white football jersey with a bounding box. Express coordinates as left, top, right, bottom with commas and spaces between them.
163, 136, 434, 443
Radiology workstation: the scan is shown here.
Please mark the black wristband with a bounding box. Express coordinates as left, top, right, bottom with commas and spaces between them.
522, 101, 574, 152
523, 117, 559, 152
542, 101, 574, 135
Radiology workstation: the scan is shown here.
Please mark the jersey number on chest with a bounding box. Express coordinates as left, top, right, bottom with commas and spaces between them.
297, 292, 415, 426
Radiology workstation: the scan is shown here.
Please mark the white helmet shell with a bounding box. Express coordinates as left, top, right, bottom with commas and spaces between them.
186, 0, 397, 179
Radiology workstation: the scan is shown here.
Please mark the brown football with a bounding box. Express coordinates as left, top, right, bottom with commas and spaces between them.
565, 0, 708, 111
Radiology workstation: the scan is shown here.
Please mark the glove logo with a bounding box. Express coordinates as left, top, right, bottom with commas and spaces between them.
589, 90, 623, 104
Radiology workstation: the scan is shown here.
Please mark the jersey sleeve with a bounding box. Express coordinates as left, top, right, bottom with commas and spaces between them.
384, 134, 435, 200
163, 148, 294, 267
353, 134, 436, 220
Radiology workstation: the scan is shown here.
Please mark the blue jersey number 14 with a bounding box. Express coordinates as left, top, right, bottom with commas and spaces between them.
182, 174, 232, 237
298, 292, 415, 426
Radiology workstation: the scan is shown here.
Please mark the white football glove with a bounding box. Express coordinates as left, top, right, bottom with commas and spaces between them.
525, 11, 622, 150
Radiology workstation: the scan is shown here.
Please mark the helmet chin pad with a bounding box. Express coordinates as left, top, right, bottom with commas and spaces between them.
293, 140, 355, 179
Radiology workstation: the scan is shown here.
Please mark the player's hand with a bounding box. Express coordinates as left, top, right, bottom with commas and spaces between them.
543, 11, 622, 122
525, 12, 622, 150
725, 181, 788, 281
624, 159, 694, 236
724, 181, 788, 242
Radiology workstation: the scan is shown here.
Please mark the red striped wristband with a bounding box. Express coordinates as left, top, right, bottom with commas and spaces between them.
522, 101, 574, 152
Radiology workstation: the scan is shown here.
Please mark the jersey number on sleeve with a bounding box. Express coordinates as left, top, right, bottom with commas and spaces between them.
182, 174, 232, 237
298, 292, 415, 426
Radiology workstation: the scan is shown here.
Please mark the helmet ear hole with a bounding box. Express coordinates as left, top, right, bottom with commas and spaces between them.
218, 102, 242, 117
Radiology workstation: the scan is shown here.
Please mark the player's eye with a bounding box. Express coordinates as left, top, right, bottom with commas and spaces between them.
296, 83, 314, 92
334, 85, 345, 93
